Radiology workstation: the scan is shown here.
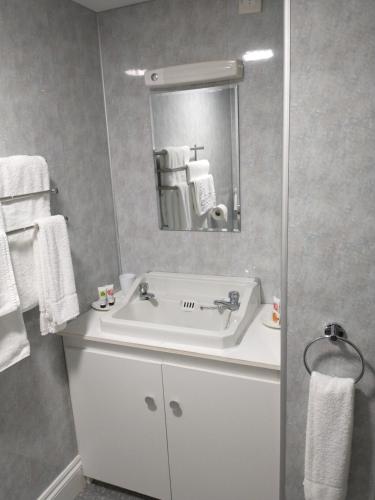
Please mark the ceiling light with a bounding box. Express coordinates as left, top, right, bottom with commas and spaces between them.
242, 49, 274, 62
125, 69, 147, 76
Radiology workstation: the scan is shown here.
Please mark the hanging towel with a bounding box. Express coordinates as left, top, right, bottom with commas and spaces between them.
191, 174, 216, 216
0, 155, 51, 311
160, 146, 192, 230
0, 310, 30, 372
160, 146, 190, 182
186, 160, 210, 183
0, 230, 20, 317
304, 371, 354, 500
0, 214, 30, 371
188, 188, 209, 230
34, 215, 79, 335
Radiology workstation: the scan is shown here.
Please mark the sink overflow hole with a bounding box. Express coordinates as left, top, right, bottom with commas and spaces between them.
180, 300, 196, 312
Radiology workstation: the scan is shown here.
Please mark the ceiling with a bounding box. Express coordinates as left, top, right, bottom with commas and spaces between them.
72, 0, 151, 12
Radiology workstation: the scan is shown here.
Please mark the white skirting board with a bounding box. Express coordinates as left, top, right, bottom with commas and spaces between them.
37, 456, 85, 500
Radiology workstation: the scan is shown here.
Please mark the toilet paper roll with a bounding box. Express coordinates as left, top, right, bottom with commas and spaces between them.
210, 204, 228, 222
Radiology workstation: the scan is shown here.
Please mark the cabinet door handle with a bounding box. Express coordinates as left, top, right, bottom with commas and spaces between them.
169, 400, 183, 417
145, 396, 157, 411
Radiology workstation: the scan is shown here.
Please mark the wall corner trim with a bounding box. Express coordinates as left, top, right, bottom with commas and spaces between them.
37, 456, 85, 500
280, 0, 291, 499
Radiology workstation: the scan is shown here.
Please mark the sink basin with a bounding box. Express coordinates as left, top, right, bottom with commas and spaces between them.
101, 272, 260, 349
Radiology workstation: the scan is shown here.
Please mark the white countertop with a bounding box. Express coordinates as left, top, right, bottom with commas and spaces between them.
60, 297, 280, 372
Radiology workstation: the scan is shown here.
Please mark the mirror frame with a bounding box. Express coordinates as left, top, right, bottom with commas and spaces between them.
149, 83, 241, 233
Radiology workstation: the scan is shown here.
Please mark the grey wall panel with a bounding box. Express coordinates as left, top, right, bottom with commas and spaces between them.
0, 1, 119, 498
98, 0, 283, 302
287, 1, 375, 498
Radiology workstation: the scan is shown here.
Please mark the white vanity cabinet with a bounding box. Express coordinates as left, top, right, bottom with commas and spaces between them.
163, 364, 280, 500
65, 349, 171, 500
65, 345, 280, 500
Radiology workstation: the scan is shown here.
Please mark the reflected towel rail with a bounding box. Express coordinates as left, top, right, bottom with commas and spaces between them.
157, 166, 188, 173
5, 215, 69, 237
0, 187, 59, 203
154, 146, 204, 157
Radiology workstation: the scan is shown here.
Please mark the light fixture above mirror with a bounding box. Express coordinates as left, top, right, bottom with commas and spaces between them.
145, 60, 244, 89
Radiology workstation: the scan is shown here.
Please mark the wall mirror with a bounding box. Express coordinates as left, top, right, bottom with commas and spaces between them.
150, 84, 240, 232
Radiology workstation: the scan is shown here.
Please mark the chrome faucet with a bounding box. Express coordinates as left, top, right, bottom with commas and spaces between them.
213, 291, 240, 312
139, 282, 155, 301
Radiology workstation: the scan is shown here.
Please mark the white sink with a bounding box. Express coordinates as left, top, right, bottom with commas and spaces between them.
101, 272, 260, 349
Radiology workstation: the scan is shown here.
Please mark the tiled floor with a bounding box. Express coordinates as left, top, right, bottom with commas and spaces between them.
75, 480, 156, 500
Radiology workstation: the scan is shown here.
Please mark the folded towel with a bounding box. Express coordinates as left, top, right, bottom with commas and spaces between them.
34, 215, 79, 335
186, 160, 210, 183
304, 371, 354, 500
0, 309, 30, 373
160, 146, 192, 230
0, 155, 51, 311
191, 174, 216, 216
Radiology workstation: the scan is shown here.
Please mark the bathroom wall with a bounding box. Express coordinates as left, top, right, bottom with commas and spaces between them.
98, 0, 283, 302
286, 0, 375, 498
0, 1, 119, 498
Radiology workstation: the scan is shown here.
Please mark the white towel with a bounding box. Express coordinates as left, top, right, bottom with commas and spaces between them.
186, 160, 210, 183
0, 215, 30, 371
160, 146, 190, 183
34, 215, 79, 335
304, 371, 354, 500
160, 146, 192, 230
0, 310, 30, 372
0, 230, 20, 317
191, 174, 216, 216
0, 155, 51, 311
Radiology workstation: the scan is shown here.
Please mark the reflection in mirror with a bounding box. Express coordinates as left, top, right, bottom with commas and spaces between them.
150, 85, 240, 232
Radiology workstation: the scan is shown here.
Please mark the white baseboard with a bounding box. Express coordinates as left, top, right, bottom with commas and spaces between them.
37, 455, 85, 500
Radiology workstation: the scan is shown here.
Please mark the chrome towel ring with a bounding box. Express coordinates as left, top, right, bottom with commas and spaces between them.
303, 323, 365, 384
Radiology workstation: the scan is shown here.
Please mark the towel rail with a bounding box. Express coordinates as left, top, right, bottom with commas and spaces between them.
5, 215, 69, 237
303, 323, 365, 384
0, 187, 59, 203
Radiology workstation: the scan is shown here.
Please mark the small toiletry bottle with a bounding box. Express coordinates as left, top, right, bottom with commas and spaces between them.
272, 296, 280, 326
106, 284, 115, 306
98, 286, 107, 309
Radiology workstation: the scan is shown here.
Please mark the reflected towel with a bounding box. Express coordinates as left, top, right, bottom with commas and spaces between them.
161, 185, 192, 230
304, 371, 354, 500
34, 215, 79, 335
186, 160, 210, 183
191, 174, 216, 216
160, 146, 192, 230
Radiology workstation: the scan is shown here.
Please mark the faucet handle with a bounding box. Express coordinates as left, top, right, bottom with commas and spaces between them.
139, 282, 149, 294
228, 290, 240, 304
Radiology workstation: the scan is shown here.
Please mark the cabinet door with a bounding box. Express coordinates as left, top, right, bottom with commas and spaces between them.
65, 348, 171, 500
163, 364, 279, 500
